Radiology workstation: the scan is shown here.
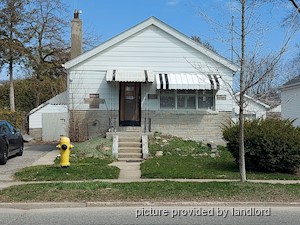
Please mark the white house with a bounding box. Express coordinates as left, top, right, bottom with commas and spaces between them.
232, 93, 270, 122
281, 75, 300, 126
63, 16, 238, 144
29, 91, 68, 141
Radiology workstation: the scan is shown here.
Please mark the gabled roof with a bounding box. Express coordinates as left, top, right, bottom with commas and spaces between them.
64, 16, 238, 72
29, 91, 67, 115
235, 92, 270, 109
281, 75, 300, 89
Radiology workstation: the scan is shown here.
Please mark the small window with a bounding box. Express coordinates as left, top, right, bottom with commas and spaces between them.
217, 95, 226, 100
160, 90, 175, 109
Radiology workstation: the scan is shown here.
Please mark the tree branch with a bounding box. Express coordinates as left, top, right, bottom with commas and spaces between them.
290, 0, 300, 13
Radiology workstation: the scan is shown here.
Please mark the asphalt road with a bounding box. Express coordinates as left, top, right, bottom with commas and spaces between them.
0, 143, 56, 181
0, 206, 299, 225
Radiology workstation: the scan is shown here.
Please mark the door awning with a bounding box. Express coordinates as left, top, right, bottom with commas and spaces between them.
106, 70, 154, 82
156, 73, 220, 90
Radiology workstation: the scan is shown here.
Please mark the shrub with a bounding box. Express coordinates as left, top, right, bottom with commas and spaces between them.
0, 109, 27, 131
223, 118, 300, 174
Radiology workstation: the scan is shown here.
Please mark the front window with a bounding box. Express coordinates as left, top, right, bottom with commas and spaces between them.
177, 90, 196, 109
160, 90, 215, 110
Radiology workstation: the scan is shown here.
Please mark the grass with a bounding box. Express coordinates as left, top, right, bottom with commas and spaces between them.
1, 181, 300, 202
13, 133, 300, 182
71, 136, 113, 158
14, 158, 119, 181
141, 133, 300, 180
14, 137, 119, 181
4, 134, 300, 203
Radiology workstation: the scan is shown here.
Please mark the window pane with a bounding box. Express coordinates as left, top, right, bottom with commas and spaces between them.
177, 95, 185, 108
198, 96, 213, 109
160, 91, 175, 109
186, 96, 196, 109
177, 90, 196, 95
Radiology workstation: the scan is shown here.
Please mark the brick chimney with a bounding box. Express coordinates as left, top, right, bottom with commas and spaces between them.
71, 10, 82, 59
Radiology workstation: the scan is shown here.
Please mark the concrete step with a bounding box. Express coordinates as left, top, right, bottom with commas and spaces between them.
118, 127, 142, 132
118, 152, 143, 159
119, 137, 141, 142
119, 147, 142, 153
117, 132, 142, 137
117, 158, 144, 162
118, 142, 142, 148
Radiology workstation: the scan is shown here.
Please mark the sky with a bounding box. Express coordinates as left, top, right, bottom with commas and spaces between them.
63, 0, 299, 62
0, 0, 299, 81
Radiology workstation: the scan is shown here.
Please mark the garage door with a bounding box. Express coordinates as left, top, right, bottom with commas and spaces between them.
42, 113, 68, 141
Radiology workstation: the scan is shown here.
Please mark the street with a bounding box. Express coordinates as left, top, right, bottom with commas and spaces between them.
0, 205, 299, 225
0, 143, 56, 181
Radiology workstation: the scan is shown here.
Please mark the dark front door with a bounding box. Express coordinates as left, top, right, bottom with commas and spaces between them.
119, 82, 141, 126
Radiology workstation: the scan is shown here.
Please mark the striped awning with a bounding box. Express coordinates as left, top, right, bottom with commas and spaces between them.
156, 73, 220, 90
106, 70, 154, 82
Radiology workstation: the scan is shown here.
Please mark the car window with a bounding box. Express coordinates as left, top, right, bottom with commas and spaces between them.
0, 124, 10, 135
6, 122, 17, 134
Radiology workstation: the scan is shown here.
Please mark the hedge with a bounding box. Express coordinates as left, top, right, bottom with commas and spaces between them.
223, 118, 300, 174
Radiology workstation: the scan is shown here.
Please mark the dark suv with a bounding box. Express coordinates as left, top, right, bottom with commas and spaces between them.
0, 120, 24, 165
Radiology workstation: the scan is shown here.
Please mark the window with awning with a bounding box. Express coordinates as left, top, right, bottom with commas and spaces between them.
155, 73, 220, 90
106, 70, 154, 82
160, 90, 215, 110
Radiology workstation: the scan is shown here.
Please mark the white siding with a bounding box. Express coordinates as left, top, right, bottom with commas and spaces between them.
74, 27, 231, 73
69, 26, 233, 112
69, 70, 119, 110
29, 105, 68, 129
232, 97, 269, 123
281, 86, 300, 126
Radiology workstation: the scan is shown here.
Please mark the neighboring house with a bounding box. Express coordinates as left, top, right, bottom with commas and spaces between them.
232, 93, 270, 122
63, 16, 238, 144
280, 75, 300, 126
29, 91, 68, 141
267, 104, 281, 118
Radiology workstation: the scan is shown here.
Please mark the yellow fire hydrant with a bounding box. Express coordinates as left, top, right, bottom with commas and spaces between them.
56, 136, 74, 168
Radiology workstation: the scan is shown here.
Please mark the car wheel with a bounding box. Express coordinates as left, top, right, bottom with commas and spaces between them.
0, 146, 8, 165
16, 144, 23, 156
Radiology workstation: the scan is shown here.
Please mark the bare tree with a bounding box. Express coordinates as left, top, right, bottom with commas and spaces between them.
290, 0, 300, 13
0, 0, 30, 111
26, 0, 69, 80
24, 0, 70, 107
197, 0, 294, 182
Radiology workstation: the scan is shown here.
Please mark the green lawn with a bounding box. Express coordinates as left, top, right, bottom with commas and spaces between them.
14, 137, 119, 181
1, 181, 300, 202
15, 158, 119, 181
14, 134, 300, 182
141, 133, 300, 180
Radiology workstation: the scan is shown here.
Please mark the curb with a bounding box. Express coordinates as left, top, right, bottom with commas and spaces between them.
1, 201, 300, 209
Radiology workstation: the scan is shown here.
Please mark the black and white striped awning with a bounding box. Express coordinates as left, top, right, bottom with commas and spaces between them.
106, 70, 154, 82
156, 73, 220, 90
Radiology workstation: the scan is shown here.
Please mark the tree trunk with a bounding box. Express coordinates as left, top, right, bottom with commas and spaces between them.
9, 60, 15, 112
239, 0, 247, 182
9, 23, 15, 112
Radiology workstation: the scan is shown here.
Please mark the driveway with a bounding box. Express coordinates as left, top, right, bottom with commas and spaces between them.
0, 143, 57, 181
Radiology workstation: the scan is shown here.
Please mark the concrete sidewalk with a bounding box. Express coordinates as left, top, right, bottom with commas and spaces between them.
31, 149, 59, 166
110, 161, 141, 179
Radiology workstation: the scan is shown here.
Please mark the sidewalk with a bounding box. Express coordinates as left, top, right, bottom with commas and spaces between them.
1, 151, 300, 208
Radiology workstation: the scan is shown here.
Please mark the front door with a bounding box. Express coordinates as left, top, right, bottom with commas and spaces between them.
119, 82, 141, 126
